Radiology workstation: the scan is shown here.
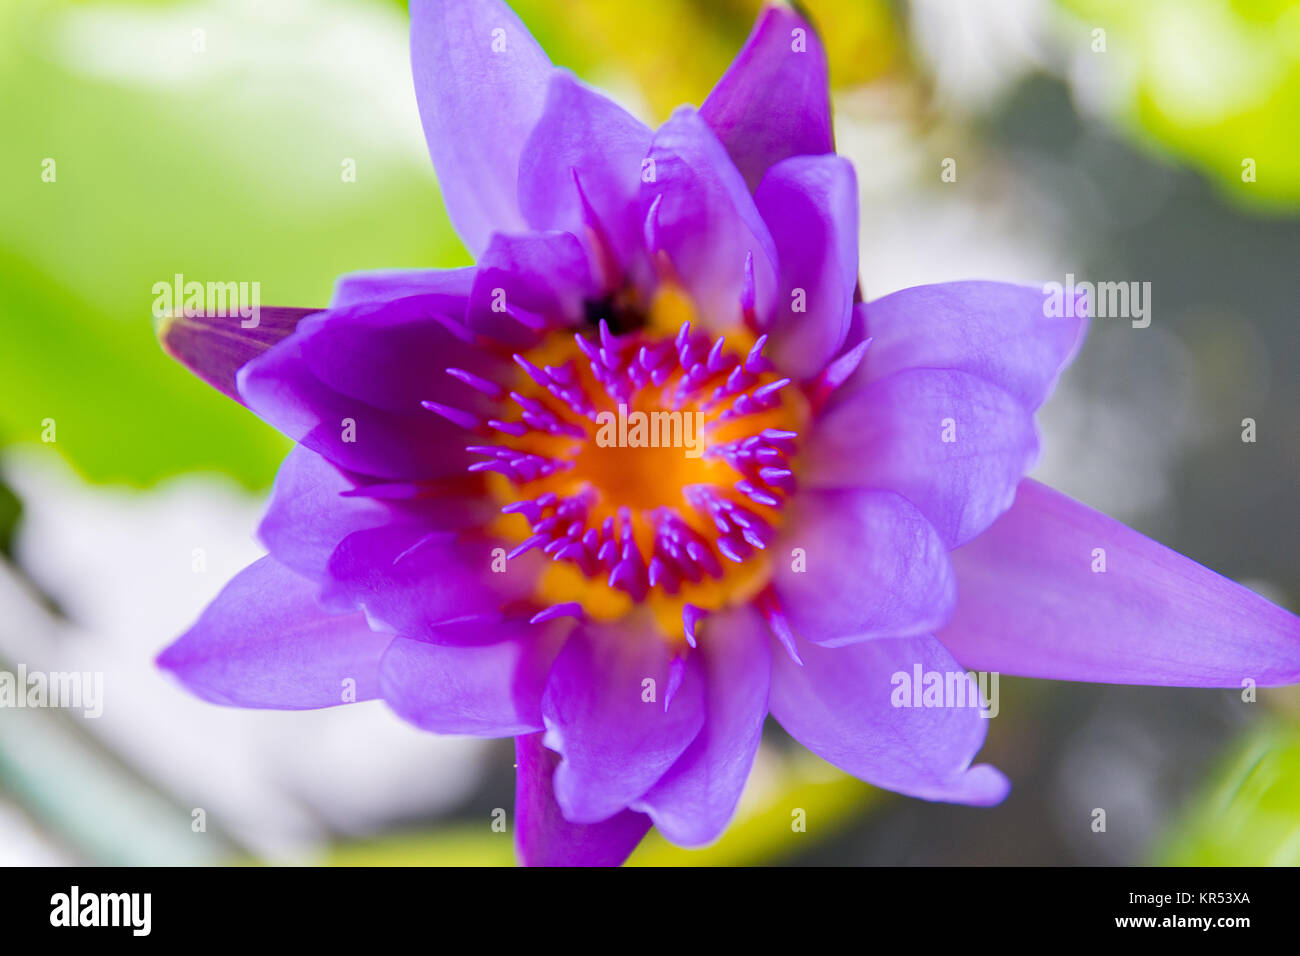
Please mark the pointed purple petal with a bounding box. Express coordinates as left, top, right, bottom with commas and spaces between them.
770, 631, 1009, 805
775, 489, 956, 646
937, 480, 1300, 687
754, 154, 858, 379
299, 296, 509, 415
258, 445, 492, 583
410, 0, 552, 255
641, 106, 778, 331
700, 5, 833, 191
380, 621, 567, 736
518, 70, 653, 286
322, 524, 541, 638
846, 281, 1088, 410
236, 320, 475, 480
805, 368, 1040, 548
157, 557, 391, 709
541, 617, 705, 824
467, 230, 596, 345
258, 446, 389, 581
330, 267, 475, 309
515, 732, 651, 866
633, 605, 770, 846
157, 307, 318, 405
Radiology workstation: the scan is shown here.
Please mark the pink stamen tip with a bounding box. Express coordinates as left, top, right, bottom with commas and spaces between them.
664, 655, 687, 712
530, 602, 585, 624
421, 400, 481, 430
759, 591, 803, 666
740, 251, 756, 317
682, 604, 706, 647
445, 367, 503, 398
816, 337, 873, 404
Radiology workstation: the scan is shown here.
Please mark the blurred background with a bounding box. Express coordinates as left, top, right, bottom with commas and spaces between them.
2, 0, 1299, 865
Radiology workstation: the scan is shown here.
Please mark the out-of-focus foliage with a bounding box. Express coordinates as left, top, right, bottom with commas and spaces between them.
1154, 724, 1300, 865
512, 0, 907, 122
0, 0, 465, 488
1060, 0, 1300, 209
0, 480, 19, 558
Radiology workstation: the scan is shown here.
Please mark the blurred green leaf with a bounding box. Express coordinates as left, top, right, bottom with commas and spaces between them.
1059, 0, 1300, 210
0, 478, 19, 558
1153, 722, 1300, 865
0, 0, 466, 487
512, 0, 905, 123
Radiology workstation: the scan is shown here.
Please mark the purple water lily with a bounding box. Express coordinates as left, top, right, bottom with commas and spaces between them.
157, 0, 1300, 866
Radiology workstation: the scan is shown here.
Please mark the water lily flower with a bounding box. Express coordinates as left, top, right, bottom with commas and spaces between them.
157, 0, 1300, 866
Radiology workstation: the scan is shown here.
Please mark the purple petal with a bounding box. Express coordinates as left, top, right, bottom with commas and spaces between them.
257, 445, 491, 582
542, 617, 705, 824
467, 230, 596, 345
774, 488, 956, 646
633, 605, 770, 846
236, 327, 474, 481
937, 480, 1300, 687
157, 556, 391, 709
298, 296, 509, 415
258, 445, 390, 581
847, 281, 1088, 410
380, 621, 567, 736
770, 630, 1010, 805
157, 307, 318, 405
700, 5, 833, 191
754, 154, 858, 380
410, 0, 552, 255
641, 106, 778, 330
322, 524, 541, 639
518, 70, 654, 288
330, 267, 475, 310
805, 368, 1040, 548
515, 732, 651, 866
